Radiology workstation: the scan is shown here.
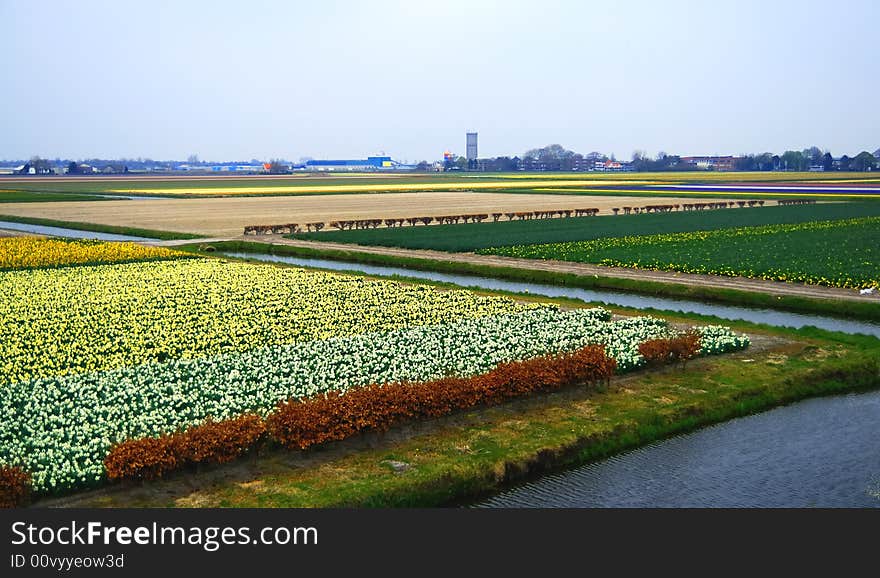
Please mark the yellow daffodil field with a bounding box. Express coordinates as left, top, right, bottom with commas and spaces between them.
0, 257, 532, 386
0, 237, 187, 270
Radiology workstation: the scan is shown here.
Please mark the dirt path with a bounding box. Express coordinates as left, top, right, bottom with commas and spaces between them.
150, 235, 879, 304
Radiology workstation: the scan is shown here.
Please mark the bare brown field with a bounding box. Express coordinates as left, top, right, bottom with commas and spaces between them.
0, 192, 741, 237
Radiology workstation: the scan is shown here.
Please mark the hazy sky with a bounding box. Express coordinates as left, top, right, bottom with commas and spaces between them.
2, 0, 877, 162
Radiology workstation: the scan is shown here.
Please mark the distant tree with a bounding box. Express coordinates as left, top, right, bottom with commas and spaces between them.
874, 148, 880, 159
29, 156, 53, 174
662, 155, 682, 170
267, 159, 289, 174
735, 155, 757, 171
523, 144, 578, 170
66, 161, 78, 174
415, 161, 430, 171
187, 154, 200, 165
838, 155, 851, 171
631, 150, 671, 172
750, 153, 773, 171
822, 152, 834, 171
851, 151, 877, 171
525, 144, 576, 161
781, 150, 806, 171
803, 146, 823, 166
454, 156, 468, 170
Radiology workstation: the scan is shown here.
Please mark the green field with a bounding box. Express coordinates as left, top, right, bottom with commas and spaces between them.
483, 217, 880, 290
292, 201, 880, 252
0, 191, 110, 202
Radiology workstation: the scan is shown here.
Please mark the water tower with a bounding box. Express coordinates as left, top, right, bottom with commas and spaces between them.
466, 132, 478, 161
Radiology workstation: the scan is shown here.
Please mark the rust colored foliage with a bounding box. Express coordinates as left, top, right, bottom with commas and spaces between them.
177, 414, 265, 465
0, 465, 32, 508
104, 414, 264, 482
104, 348, 614, 481
267, 345, 617, 450
104, 435, 180, 482
638, 331, 702, 368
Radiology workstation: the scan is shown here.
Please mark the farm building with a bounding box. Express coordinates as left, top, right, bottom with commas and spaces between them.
680, 156, 739, 171
302, 156, 413, 171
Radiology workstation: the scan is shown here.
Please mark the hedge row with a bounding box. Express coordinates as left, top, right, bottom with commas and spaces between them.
0, 466, 32, 508
104, 414, 265, 482
637, 332, 702, 368
103, 345, 617, 483
267, 344, 616, 449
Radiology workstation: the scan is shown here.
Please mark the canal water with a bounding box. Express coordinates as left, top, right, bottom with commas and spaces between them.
0, 220, 154, 241
222, 251, 880, 338
474, 390, 880, 508
223, 250, 880, 508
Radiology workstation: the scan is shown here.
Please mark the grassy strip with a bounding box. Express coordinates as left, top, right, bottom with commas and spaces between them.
64, 321, 879, 507
221, 338, 880, 507
0, 214, 201, 240
0, 191, 110, 202
290, 202, 880, 251
180, 240, 880, 322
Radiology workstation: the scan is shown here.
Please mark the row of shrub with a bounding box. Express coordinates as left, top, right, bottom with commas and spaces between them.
242, 208, 608, 235
267, 344, 617, 449
98, 345, 616, 485
637, 331, 702, 368
0, 466, 31, 508
104, 414, 265, 482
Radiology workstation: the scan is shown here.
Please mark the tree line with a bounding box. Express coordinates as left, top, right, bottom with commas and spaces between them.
441, 144, 880, 172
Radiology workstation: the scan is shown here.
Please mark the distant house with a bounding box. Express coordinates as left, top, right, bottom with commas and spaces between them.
592, 159, 634, 172
679, 156, 739, 171
101, 164, 128, 174
67, 163, 96, 174
3, 164, 28, 175
13, 163, 32, 174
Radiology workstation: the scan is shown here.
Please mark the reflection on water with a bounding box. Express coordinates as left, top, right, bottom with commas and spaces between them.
474, 390, 880, 508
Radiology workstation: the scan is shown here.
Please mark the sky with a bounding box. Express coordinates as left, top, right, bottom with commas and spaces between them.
2, 0, 878, 162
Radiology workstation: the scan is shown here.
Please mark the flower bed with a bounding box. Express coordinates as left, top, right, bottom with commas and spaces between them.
0, 237, 186, 271
481, 217, 880, 289
106, 345, 618, 483
0, 258, 530, 385
0, 306, 748, 494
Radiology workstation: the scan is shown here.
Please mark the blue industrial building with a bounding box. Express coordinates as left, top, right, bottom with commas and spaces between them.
299, 156, 413, 171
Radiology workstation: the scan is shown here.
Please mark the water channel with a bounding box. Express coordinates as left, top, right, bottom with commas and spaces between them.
0, 220, 154, 241
223, 251, 880, 338
223, 250, 880, 507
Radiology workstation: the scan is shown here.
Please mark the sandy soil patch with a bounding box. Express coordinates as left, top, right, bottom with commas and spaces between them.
0, 192, 735, 237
